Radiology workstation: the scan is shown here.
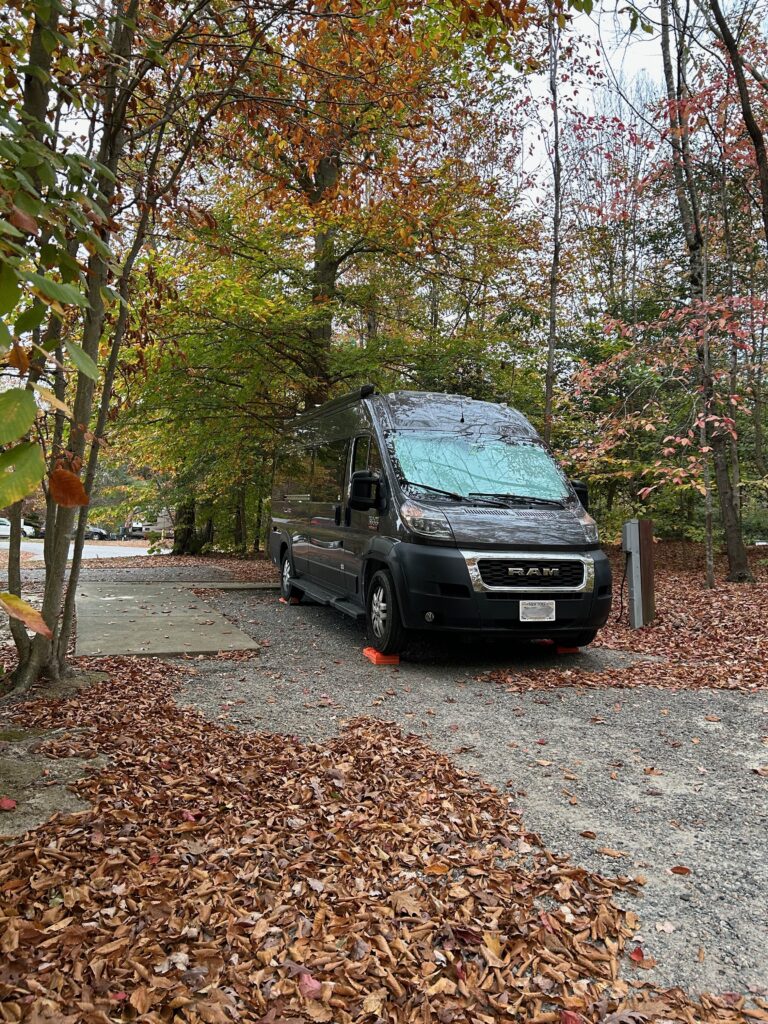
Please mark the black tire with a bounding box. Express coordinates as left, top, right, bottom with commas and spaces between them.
280, 549, 302, 601
366, 568, 407, 654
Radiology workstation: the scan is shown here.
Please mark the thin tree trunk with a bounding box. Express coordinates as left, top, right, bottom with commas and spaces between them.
720, 140, 741, 516
233, 486, 247, 554
11, 2, 140, 692
6, 504, 31, 663
254, 493, 263, 554
56, 264, 137, 666
543, 8, 562, 445
707, 0, 768, 247
660, 0, 752, 583
305, 224, 338, 406
301, 154, 340, 406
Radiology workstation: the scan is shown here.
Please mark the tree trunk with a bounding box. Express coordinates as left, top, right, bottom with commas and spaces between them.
543, 8, 562, 446
6, 504, 31, 665
660, 0, 752, 583
233, 487, 247, 554
173, 497, 197, 555
9, 1, 142, 693
755, 382, 767, 476
253, 494, 263, 553
707, 0, 768, 248
752, 279, 767, 475
304, 224, 338, 406
56, 260, 138, 667
711, 435, 752, 579
301, 154, 341, 407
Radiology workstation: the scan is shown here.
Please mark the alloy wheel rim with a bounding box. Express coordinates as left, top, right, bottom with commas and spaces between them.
371, 585, 387, 638
282, 558, 291, 592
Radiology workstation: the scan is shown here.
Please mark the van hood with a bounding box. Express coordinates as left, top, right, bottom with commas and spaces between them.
440, 505, 592, 548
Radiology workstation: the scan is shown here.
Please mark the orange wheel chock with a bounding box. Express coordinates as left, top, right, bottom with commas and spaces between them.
278, 596, 301, 606
363, 646, 400, 666
555, 645, 580, 655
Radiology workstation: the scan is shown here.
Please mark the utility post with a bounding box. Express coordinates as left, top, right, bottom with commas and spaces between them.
621, 519, 656, 628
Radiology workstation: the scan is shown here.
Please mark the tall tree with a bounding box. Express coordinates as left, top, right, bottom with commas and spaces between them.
659, 0, 753, 582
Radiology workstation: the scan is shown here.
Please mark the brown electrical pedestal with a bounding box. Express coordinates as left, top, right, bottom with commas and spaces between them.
621, 518, 655, 628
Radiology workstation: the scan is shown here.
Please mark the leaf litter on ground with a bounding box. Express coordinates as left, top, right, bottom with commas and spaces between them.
482, 544, 768, 695
0, 655, 763, 1023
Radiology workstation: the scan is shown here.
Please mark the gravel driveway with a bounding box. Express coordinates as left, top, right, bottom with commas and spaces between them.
178, 588, 768, 999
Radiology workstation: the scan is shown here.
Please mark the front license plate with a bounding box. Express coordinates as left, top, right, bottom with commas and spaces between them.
519, 599, 556, 622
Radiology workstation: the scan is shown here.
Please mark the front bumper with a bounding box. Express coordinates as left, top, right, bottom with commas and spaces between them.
389, 543, 612, 636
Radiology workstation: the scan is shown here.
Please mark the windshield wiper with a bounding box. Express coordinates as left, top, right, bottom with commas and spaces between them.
402, 480, 510, 508
402, 479, 467, 501
469, 492, 567, 508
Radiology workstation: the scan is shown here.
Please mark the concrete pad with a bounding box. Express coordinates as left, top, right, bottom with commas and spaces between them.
75, 582, 261, 656
151, 582, 279, 591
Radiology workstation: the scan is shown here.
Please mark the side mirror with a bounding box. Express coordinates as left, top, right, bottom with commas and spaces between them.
570, 479, 589, 511
349, 470, 380, 511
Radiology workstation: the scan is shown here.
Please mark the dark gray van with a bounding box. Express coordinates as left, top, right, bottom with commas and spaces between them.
269, 387, 612, 653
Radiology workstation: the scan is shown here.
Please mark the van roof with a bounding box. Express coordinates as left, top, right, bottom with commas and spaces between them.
289, 388, 539, 440
372, 391, 538, 437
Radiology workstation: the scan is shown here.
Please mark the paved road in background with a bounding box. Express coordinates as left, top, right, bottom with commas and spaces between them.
1, 540, 152, 560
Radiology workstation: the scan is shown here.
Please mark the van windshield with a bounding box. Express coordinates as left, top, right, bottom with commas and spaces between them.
387, 432, 570, 503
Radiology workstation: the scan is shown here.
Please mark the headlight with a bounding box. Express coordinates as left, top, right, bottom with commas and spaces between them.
575, 507, 599, 544
400, 501, 454, 540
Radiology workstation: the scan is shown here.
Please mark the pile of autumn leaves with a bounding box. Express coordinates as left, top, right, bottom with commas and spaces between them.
1, 658, 761, 1024
485, 545, 768, 695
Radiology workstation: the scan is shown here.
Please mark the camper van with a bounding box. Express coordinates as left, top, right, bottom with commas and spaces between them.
269, 387, 612, 653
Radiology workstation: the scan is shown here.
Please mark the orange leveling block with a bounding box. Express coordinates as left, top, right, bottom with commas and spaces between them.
363, 646, 400, 666
278, 596, 301, 606
555, 645, 580, 655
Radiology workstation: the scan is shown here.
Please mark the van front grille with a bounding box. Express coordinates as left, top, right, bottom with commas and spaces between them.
477, 559, 585, 589
458, 508, 561, 521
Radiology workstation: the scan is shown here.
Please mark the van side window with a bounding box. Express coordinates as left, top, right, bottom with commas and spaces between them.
278, 446, 312, 498
312, 440, 348, 502
352, 436, 370, 474
352, 435, 383, 477
369, 438, 383, 477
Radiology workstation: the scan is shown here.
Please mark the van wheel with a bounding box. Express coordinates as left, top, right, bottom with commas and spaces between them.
280, 550, 301, 601
367, 569, 407, 654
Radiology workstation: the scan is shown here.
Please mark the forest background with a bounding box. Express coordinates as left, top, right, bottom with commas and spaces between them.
1, 0, 768, 688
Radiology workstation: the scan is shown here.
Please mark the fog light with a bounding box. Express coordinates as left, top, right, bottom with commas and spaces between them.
424, 611, 435, 623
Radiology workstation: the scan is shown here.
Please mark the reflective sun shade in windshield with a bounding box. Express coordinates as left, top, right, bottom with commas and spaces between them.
388, 433, 569, 501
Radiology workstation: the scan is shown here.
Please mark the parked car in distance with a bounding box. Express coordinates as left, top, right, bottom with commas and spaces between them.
269, 386, 612, 654
84, 526, 109, 540
0, 518, 37, 538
